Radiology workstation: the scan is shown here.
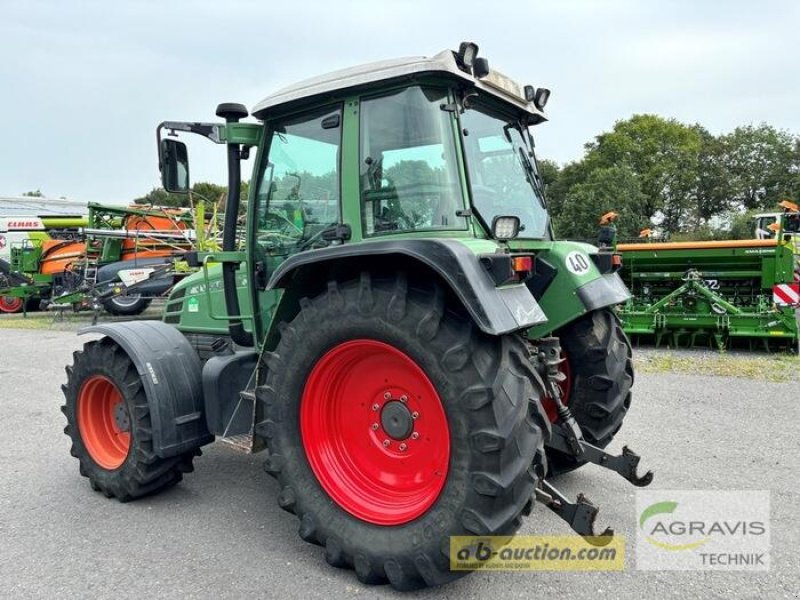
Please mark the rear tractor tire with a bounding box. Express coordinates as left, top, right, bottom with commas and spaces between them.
256, 273, 550, 590
61, 338, 198, 501
543, 308, 634, 476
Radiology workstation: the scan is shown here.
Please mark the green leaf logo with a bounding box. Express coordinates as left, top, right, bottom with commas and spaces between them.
639, 501, 678, 529
640, 501, 709, 551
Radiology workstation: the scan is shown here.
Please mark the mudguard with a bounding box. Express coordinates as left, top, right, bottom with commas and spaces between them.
268, 239, 547, 336
526, 242, 632, 337
202, 350, 258, 436
79, 321, 213, 457
576, 273, 630, 312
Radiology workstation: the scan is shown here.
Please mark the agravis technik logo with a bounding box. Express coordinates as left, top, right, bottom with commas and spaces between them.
636, 490, 769, 570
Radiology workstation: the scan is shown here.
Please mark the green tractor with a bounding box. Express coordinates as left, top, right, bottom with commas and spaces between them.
61, 43, 651, 589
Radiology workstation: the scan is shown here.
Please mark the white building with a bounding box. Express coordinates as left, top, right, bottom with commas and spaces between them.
0, 196, 87, 217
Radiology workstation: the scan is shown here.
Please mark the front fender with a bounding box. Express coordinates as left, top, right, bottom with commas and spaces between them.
526, 241, 631, 337
79, 321, 213, 457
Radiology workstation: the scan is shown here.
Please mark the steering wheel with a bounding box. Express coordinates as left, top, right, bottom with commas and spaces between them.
295, 226, 331, 252
387, 181, 464, 229
263, 211, 301, 233
258, 211, 302, 248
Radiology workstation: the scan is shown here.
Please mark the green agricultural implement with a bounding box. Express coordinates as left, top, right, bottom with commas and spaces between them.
61, 43, 651, 590
0, 215, 87, 312
617, 231, 800, 350
0, 202, 200, 315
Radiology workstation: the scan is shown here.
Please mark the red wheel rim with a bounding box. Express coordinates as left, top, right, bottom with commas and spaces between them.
541, 352, 572, 423
300, 339, 450, 526
0, 296, 23, 313
77, 375, 131, 469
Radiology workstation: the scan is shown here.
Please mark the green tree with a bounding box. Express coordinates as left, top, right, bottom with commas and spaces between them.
719, 124, 799, 210
724, 209, 762, 240
537, 158, 560, 189
690, 126, 735, 228
22, 189, 44, 197
133, 187, 181, 206
553, 165, 648, 241
583, 114, 703, 233
133, 181, 250, 212
384, 160, 441, 227
543, 160, 589, 222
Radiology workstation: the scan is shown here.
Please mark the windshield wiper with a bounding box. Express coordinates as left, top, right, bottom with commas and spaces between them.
516, 147, 546, 207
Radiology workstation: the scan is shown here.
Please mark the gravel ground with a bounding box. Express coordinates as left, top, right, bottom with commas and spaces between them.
0, 328, 797, 599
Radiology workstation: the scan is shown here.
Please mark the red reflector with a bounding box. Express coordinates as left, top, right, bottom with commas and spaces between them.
511, 256, 533, 272
612, 254, 622, 266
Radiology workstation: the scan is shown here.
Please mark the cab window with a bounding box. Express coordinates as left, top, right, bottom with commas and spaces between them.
359, 86, 466, 235
255, 106, 341, 254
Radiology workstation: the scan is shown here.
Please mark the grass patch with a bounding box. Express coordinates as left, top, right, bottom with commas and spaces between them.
0, 313, 92, 331
635, 352, 800, 382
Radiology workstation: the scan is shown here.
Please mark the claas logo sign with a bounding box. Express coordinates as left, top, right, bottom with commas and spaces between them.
0, 218, 46, 232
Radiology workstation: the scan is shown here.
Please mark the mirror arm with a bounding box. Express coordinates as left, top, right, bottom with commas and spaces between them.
157, 121, 226, 145
156, 121, 226, 176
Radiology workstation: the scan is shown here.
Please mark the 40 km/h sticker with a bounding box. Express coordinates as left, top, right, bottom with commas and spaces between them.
565, 251, 591, 275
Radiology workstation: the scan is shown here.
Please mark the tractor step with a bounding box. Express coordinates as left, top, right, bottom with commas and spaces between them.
217, 389, 264, 454
535, 480, 614, 546
219, 432, 255, 452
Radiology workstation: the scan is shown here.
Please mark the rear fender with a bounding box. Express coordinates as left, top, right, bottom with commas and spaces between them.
265, 239, 547, 342
79, 321, 213, 457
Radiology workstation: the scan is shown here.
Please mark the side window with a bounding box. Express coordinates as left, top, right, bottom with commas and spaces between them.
784, 214, 800, 234
359, 86, 466, 235
756, 216, 777, 239
255, 106, 341, 254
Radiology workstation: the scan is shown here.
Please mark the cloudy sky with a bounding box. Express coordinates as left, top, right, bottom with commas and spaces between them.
1, 0, 797, 203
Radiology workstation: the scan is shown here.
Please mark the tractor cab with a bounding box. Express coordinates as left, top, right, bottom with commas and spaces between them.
158, 43, 622, 344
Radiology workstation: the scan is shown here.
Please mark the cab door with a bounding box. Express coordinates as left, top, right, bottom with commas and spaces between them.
249, 105, 343, 332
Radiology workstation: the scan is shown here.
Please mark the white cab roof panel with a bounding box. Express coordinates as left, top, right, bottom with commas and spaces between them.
251, 48, 545, 122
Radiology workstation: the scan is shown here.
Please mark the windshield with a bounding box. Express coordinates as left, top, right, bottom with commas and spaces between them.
460, 103, 549, 239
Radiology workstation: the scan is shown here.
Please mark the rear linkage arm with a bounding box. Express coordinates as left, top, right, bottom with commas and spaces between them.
535, 481, 614, 545
531, 337, 653, 546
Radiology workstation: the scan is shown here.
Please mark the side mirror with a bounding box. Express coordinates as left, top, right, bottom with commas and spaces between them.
160, 139, 190, 193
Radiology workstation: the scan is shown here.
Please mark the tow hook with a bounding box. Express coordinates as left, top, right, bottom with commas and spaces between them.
532, 336, 654, 541
548, 429, 654, 487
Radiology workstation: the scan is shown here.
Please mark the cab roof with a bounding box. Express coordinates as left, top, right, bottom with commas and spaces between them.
251, 48, 547, 123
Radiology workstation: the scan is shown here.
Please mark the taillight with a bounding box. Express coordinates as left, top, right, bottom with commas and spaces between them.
479, 253, 535, 286
511, 255, 533, 274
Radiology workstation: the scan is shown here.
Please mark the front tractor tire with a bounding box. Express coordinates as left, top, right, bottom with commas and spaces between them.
61, 338, 198, 501
544, 309, 634, 475
257, 273, 550, 590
